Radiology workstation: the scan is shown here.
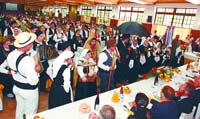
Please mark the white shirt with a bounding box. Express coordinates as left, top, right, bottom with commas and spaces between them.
98, 50, 113, 71
5, 49, 39, 85
77, 58, 98, 78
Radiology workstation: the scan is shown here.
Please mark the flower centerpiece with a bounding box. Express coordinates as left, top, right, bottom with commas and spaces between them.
151, 66, 177, 82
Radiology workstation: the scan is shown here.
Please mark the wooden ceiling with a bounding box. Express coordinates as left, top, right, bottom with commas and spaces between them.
0, 0, 192, 6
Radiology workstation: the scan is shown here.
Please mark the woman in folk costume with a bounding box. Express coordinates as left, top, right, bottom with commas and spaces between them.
83, 32, 102, 63
48, 51, 74, 109
75, 49, 98, 100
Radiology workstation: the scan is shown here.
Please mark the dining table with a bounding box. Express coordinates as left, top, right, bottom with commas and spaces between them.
28, 62, 199, 119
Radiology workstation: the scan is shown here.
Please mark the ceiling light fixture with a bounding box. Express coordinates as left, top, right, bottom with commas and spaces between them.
127, 0, 147, 4
186, 0, 200, 4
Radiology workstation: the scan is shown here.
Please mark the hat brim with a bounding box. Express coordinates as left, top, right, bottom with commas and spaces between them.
14, 32, 36, 48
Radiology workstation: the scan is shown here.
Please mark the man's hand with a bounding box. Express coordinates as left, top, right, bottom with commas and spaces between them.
109, 65, 114, 71
35, 64, 41, 73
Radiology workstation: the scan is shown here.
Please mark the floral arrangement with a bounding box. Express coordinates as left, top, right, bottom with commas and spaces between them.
151, 66, 177, 82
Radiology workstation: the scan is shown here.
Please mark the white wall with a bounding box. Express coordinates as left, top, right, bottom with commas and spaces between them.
43, 3, 200, 30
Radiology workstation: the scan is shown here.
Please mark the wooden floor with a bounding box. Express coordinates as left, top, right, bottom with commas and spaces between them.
0, 92, 49, 119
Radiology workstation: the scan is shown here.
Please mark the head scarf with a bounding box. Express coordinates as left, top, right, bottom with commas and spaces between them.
52, 51, 74, 78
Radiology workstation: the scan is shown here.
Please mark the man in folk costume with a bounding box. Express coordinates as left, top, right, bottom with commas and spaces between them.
98, 38, 117, 93
48, 50, 74, 109
4, 20, 21, 37
46, 22, 57, 45
83, 32, 102, 63
2, 32, 39, 119
30, 30, 49, 92
80, 24, 89, 44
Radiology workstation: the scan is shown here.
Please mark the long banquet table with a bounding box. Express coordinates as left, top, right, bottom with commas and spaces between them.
28, 63, 199, 119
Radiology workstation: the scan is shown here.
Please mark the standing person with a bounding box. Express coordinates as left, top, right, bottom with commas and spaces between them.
0, 36, 15, 98
3, 20, 18, 36
2, 32, 39, 119
75, 49, 98, 100
116, 34, 131, 84
46, 22, 57, 45
31, 30, 49, 92
48, 51, 74, 109
98, 39, 117, 93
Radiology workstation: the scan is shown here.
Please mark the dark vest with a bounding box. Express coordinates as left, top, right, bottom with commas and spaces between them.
53, 65, 68, 85
7, 27, 13, 35
98, 50, 112, 73
48, 28, 57, 45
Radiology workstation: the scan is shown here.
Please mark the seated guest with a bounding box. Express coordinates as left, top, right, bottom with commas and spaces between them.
193, 77, 200, 106
128, 92, 151, 119
75, 49, 98, 100
88, 112, 99, 119
48, 51, 74, 109
175, 82, 196, 117
150, 85, 179, 119
99, 105, 115, 119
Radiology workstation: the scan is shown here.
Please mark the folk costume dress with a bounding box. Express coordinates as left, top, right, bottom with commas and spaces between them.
48, 51, 74, 109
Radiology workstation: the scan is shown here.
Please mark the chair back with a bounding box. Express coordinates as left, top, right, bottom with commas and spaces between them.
179, 107, 196, 119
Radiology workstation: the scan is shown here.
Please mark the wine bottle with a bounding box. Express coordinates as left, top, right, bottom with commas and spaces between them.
23, 114, 26, 119
120, 85, 124, 102
154, 74, 159, 86
94, 93, 100, 111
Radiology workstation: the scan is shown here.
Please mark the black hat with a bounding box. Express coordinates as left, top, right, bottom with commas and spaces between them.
10, 21, 17, 26
35, 30, 43, 37
30, 25, 38, 30
58, 41, 71, 51
122, 34, 130, 40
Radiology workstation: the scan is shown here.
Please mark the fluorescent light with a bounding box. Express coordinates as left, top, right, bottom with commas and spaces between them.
127, 0, 147, 4
186, 0, 200, 4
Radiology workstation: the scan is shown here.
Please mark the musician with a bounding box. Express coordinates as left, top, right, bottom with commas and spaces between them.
98, 38, 117, 92
31, 30, 49, 92
75, 49, 98, 100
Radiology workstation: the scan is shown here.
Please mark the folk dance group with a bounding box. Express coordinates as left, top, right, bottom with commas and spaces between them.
0, 16, 199, 119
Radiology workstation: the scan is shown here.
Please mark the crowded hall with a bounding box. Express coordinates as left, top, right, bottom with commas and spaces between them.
0, 0, 200, 119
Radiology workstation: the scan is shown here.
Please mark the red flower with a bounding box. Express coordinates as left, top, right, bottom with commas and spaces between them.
142, 74, 147, 79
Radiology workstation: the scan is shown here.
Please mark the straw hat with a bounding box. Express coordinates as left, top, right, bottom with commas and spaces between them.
14, 32, 36, 48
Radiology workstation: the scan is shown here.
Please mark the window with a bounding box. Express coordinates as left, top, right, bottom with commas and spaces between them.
61, 8, 69, 18
119, 7, 144, 23
81, 6, 92, 16
155, 8, 197, 28
97, 6, 112, 24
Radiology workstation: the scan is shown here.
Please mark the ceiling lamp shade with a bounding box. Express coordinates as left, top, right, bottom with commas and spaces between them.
186, 0, 200, 4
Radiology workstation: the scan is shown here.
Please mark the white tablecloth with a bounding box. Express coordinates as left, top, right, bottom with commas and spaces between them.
184, 52, 200, 61
28, 64, 198, 119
